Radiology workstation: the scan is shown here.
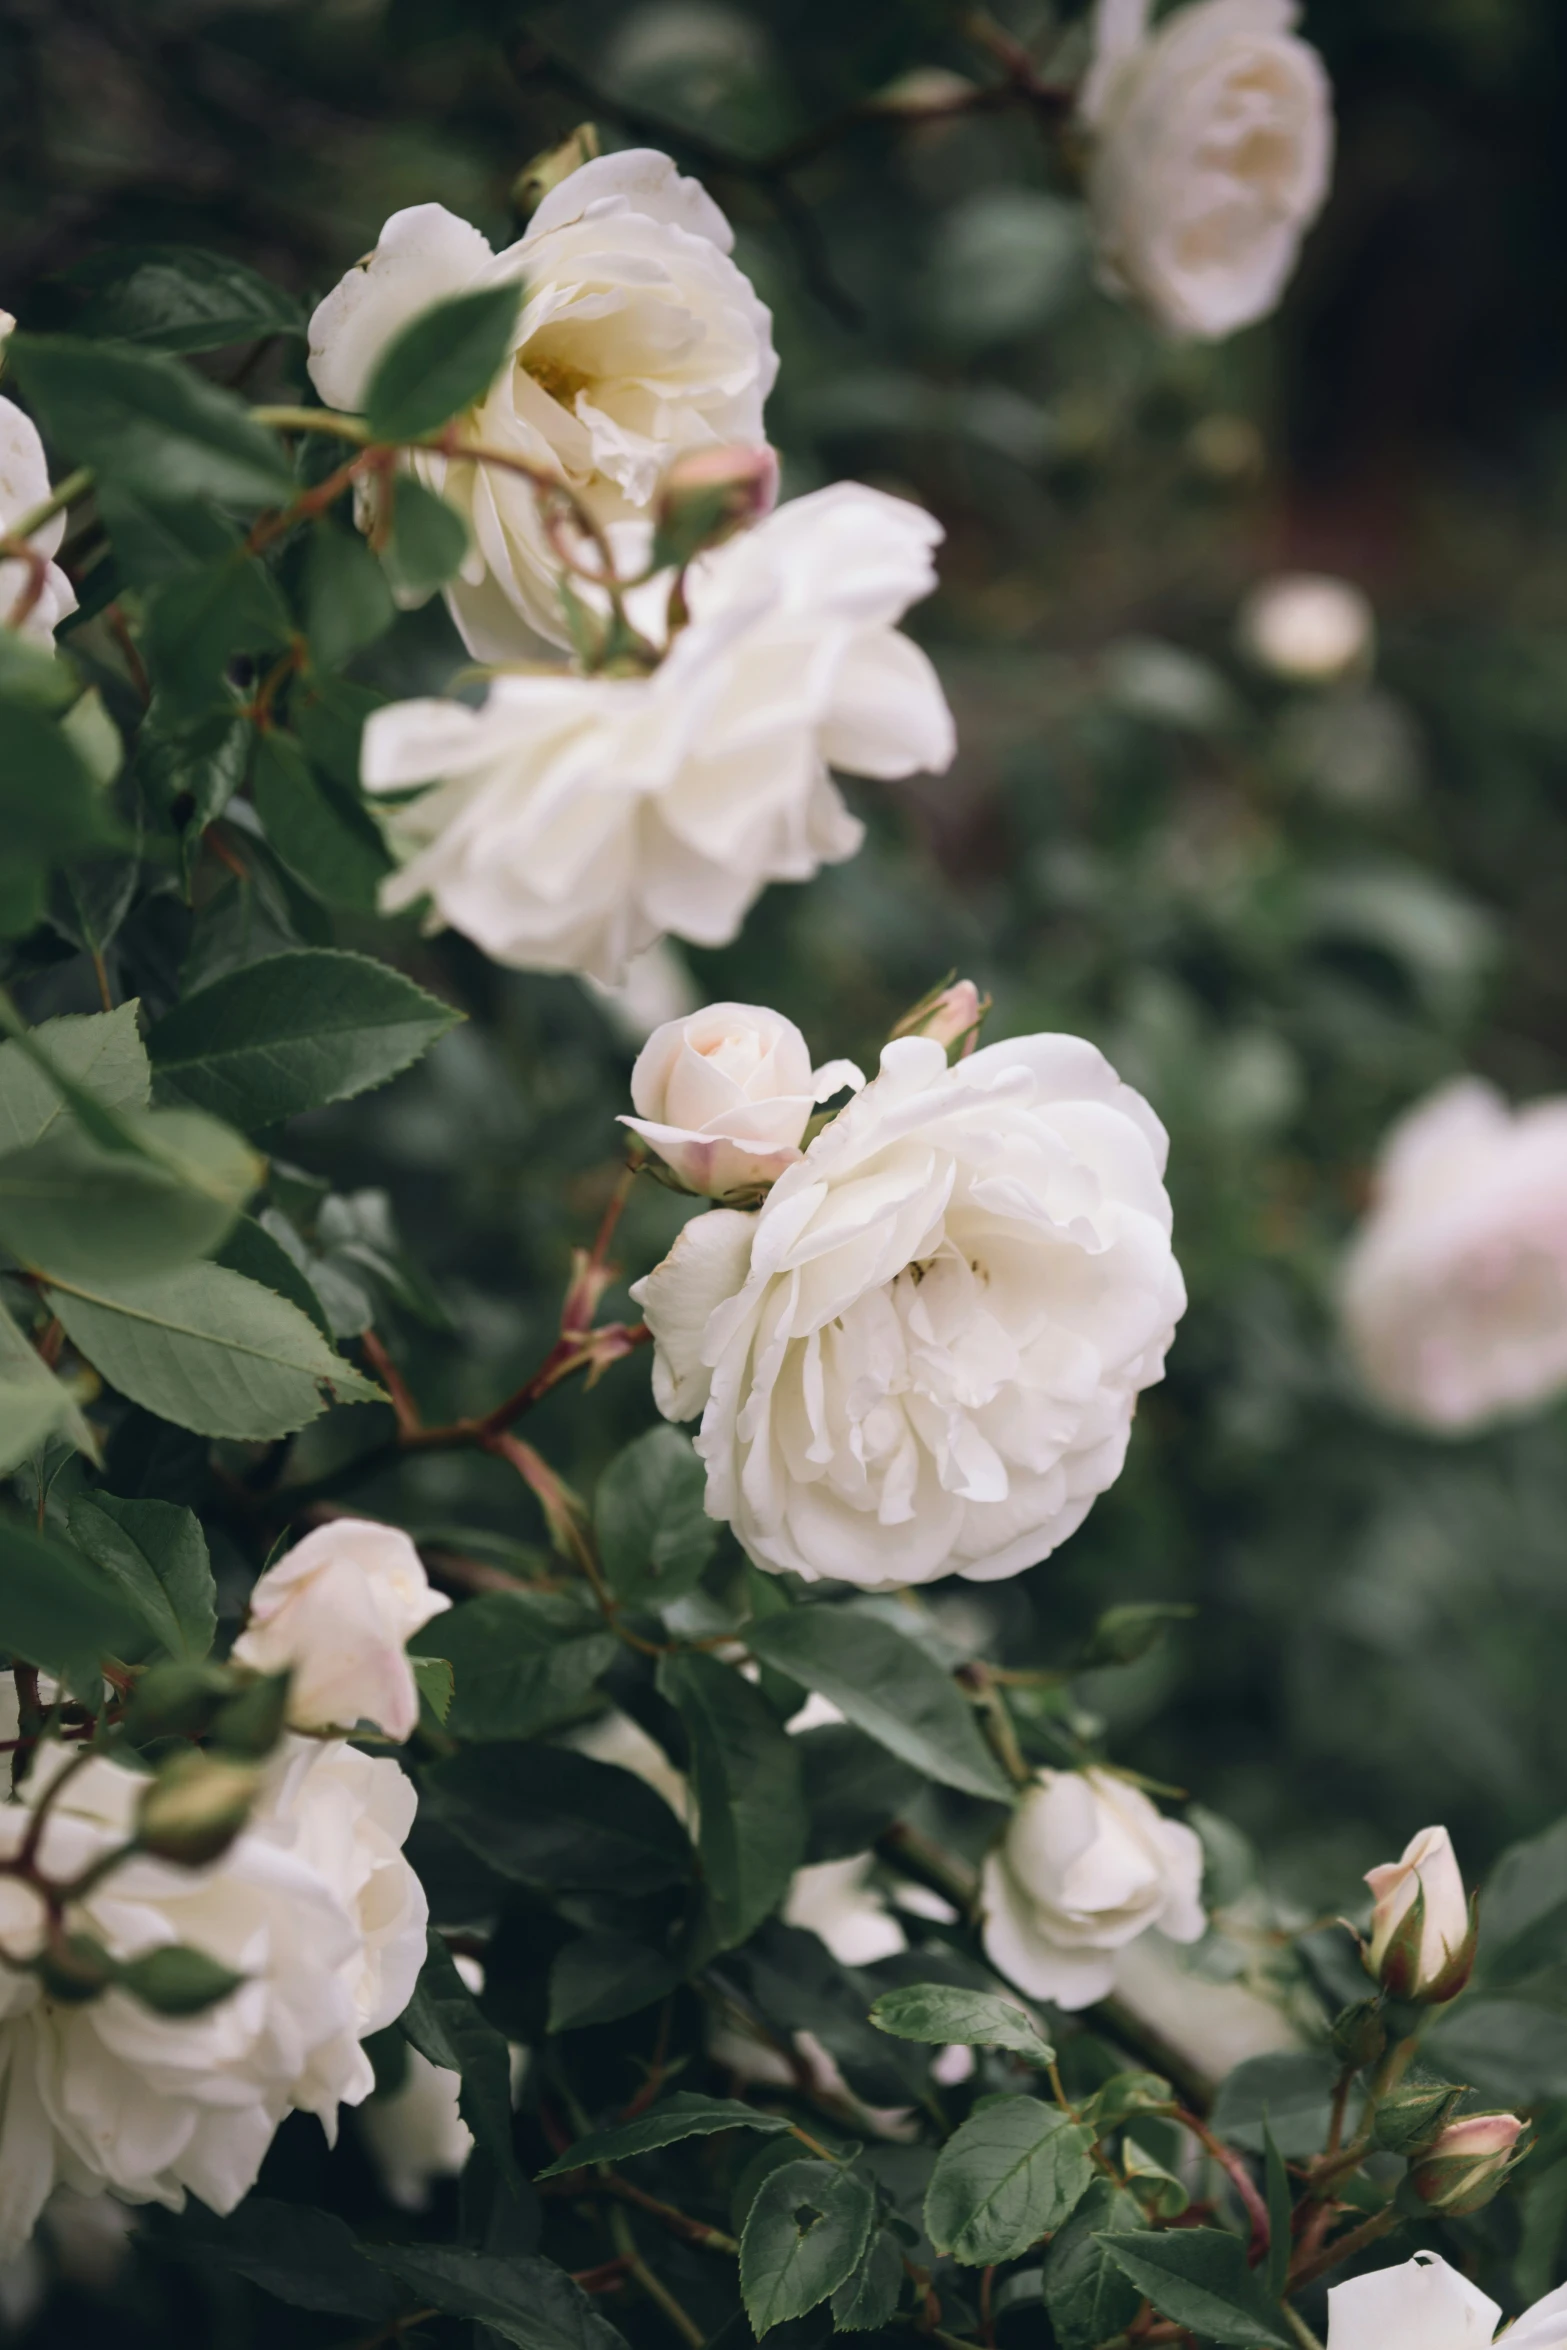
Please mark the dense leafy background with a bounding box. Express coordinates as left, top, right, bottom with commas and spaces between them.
5, 0, 1567, 2342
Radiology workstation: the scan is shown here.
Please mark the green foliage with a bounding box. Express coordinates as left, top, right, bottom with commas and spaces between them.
739, 2158, 876, 2333
660, 1649, 806, 1951
537, 2092, 794, 2178
421, 1590, 617, 1741
115, 1944, 247, 2015
1043, 2181, 1149, 2350
68, 245, 306, 353
0, 1512, 147, 1680
7, 333, 295, 506
67, 1491, 217, 1659
367, 2247, 629, 2350
424, 1744, 692, 1892
594, 1424, 717, 1605
1097, 2230, 1294, 2348
924, 2096, 1097, 2265
362, 284, 524, 441
871, 1984, 1055, 2067
400, 1929, 525, 2197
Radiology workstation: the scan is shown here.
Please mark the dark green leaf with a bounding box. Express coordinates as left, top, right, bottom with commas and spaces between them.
67, 1491, 216, 1660
363, 284, 523, 442
367, 2247, 626, 2350
170, 2198, 405, 2319
400, 1929, 522, 2195
45, 1261, 384, 1440
117, 1943, 245, 2014
1097, 2230, 1293, 2349
293, 676, 385, 791
659, 1650, 806, 1951
871, 1985, 1053, 2067
250, 733, 392, 912
145, 548, 291, 711
69, 245, 304, 353
95, 480, 237, 587
304, 526, 396, 669
1079, 1603, 1197, 1670
7, 333, 295, 507
728, 1923, 932, 2111
1263, 2123, 1291, 2300
381, 476, 470, 602
0, 1296, 96, 1473
747, 1603, 1009, 1803
421, 1590, 616, 1742
546, 1935, 685, 2033
1426, 1999, 1567, 2104
215, 1212, 333, 1340
1211, 2052, 1344, 2160
830, 2230, 904, 2333
137, 714, 250, 860
424, 1745, 692, 1895
1474, 1816, 1567, 1989
0, 1109, 259, 1282
0, 705, 117, 928
0, 1003, 148, 1153
148, 949, 457, 1129
537, 2091, 793, 2180
0, 1512, 147, 1680
410, 1654, 455, 1723
741, 2159, 876, 2335
1042, 2181, 1147, 2350
595, 1426, 718, 1607
924, 2097, 1095, 2266
800, 1722, 922, 1864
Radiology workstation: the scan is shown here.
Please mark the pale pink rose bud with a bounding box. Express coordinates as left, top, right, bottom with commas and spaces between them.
231, 1518, 451, 1744
653, 445, 780, 568
1410, 2112, 1527, 2214
1364, 1824, 1474, 2003
891, 979, 989, 1059
620, 1002, 863, 1201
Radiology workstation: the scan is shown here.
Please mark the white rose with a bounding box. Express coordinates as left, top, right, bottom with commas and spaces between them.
0, 1736, 425, 2256
1081, 0, 1334, 341
1238, 572, 1374, 684
783, 1857, 907, 1968
357, 2048, 470, 2211
632, 1030, 1185, 1587
979, 1767, 1204, 2010
1364, 1823, 1471, 2000
1112, 1932, 1302, 2090
1327, 2251, 1567, 2350
1340, 1078, 1567, 1432
0, 396, 78, 645
621, 1002, 863, 1198
231, 1517, 451, 1744
307, 151, 777, 655
361, 483, 954, 984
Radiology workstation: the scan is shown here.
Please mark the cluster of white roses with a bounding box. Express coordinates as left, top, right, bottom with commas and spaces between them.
0, 314, 76, 644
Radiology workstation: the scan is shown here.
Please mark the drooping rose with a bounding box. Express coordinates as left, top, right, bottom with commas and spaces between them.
1080, 0, 1334, 342
621, 1002, 863, 1199
1327, 2251, 1567, 2350
307, 151, 777, 655
361, 484, 954, 985
632, 1031, 1185, 1587
0, 397, 78, 645
979, 1767, 1205, 2010
231, 1518, 451, 1744
1364, 1824, 1473, 2002
1340, 1079, 1567, 1433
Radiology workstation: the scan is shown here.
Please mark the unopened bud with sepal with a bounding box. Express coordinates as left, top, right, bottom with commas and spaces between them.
1410, 2112, 1528, 2215
512, 122, 600, 218
137, 1750, 264, 1867
651, 445, 779, 572
1371, 2068, 1463, 2155
118, 1944, 247, 2017
1329, 1997, 1388, 2073
35, 1931, 117, 2005
1364, 1826, 1477, 2003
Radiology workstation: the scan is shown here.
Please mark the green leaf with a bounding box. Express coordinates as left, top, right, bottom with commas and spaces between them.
400, 1928, 522, 2196
0, 1296, 96, 1474
1472, 1814, 1567, 1989
366, 2248, 627, 2350
1426, 1998, 1567, 2104
67, 1492, 216, 1660
45, 1261, 384, 1441
1264, 2122, 1291, 2300
169, 2198, 404, 2320
830, 2230, 904, 2333
1042, 2181, 1147, 2350
380, 476, 470, 602
145, 546, 291, 710
1097, 2230, 1293, 2349
595, 1425, 718, 1607
1079, 1603, 1197, 1670
546, 1935, 685, 2033
95, 479, 237, 588
1211, 2052, 1344, 2160
0, 1109, 259, 1282
69, 244, 305, 354
740, 2158, 876, 2335
747, 1602, 1010, 1803
410, 1654, 454, 1723
148, 949, 458, 1129
871, 1985, 1054, 2067
0, 704, 118, 929
7, 333, 296, 507
538, 2092, 794, 2180
800, 1721, 923, 1864
215, 1213, 333, 1340
304, 526, 396, 669
924, 2097, 1096, 2266
659, 1650, 806, 1951
117, 1942, 245, 2014
0, 1512, 147, 1681
293, 676, 386, 792
363, 284, 523, 443
424, 1744, 692, 1895
250, 733, 392, 912
420, 1590, 617, 1742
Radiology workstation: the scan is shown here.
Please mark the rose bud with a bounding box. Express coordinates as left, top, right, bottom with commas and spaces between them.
891, 978, 990, 1060
511, 121, 600, 217
1364, 1825, 1476, 2004
1410, 2112, 1527, 2216
651, 445, 780, 570
620, 1002, 862, 1201
231, 1519, 451, 1745
137, 1751, 265, 1868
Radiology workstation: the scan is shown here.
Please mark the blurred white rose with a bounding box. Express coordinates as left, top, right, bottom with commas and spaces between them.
980, 1767, 1204, 2009
1340, 1079, 1567, 1433
362, 483, 954, 984
357, 2048, 470, 2211
307, 151, 777, 655
1239, 572, 1375, 683
231, 1517, 450, 1744
633, 1031, 1185, 1587
0, 397, 77, 645
563, 1707, 691, 1823
1112, 1931, 1301, 2089
784, 1857, 907, 1967
0, 1736, 425, 2257
1081, 0, 1333, 341
1326, 2251, 1567, 2350
1365, 1824, 1473, 2001
584, 940, 700, 1045
622, 1002, 863, 1199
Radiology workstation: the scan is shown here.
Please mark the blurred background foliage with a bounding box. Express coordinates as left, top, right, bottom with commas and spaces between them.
6, 0, 1567, 1924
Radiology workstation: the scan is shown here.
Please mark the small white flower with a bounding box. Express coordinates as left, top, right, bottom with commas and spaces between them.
0, 397, 77, 645
622, 1002, 862, 1198
784, 1857, 907, 1968
980, 1767, 1204, 2010
357, 2049, 471, 2211
632, 1030, 1184, 1587
1238, 572, 1374, 684
1081, 0, 1334, 341
231, 1517, 451, 1744
307, 151, 777, 655
1340, 1079, 1567, 1433
362, 483, 954, 985
1364, 1824, 1471, 1999
1327, 2251, 1567, 2350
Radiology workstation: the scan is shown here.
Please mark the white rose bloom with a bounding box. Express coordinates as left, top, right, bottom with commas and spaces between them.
1081, 0, 1333, 341
0, 396, 78, 645
622, 1002, 863, 1199
231, 1517, 451, 1744
362, 483, 954, 985
1364, 1823, 1470, 1996
1238, 572, 1374, 684
784, 1857, 907, 1968
0, 1737, 426, 2257
1112, 1932, 1301, 2088
1340, 1078, 1567, 1432
979, 1767, 1205, 2010
632, 1031, 1185, 1587
307, 151, 777, 655
1327, 2251, 1567, 2350
357, 2047, 470, 2211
